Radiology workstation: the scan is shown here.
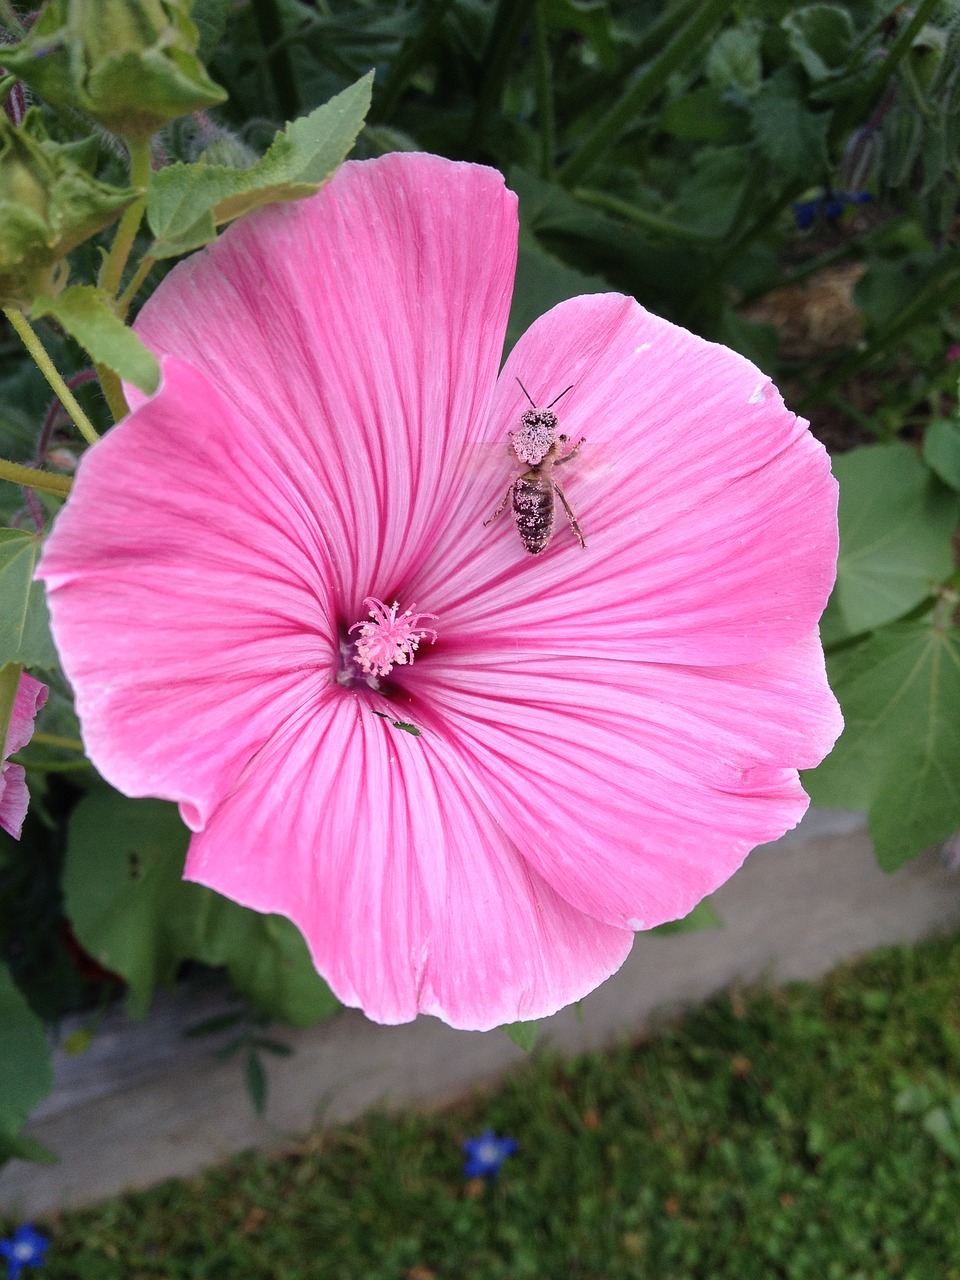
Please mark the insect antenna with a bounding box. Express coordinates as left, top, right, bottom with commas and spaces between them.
546, 384, 574, 409
516, 377, 536, 407
515, 378, 575, 409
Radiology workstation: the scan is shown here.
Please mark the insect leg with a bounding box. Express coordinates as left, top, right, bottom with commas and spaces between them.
483, 481, 514, 527
553, 480, 586, 548
556, 436, 586, 465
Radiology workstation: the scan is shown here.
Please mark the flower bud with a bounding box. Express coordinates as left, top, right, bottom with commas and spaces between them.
907, 24, 947, 92
0, 108, 137, 306
841, 125, 881, 194
1, 0, 226, 138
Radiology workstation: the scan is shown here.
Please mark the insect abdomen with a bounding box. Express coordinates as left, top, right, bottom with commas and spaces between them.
513, 475, 554, 555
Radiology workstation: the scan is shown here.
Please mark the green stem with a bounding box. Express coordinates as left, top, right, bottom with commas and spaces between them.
30, 732, 85, 752
0, 457, 72, 497
821, 389, 877, 435
573, 187, 717, 243
680, 174, 803, 324
558, 0, 702, 126
557, 0, 729, 187
532, 1, 555, 179
376, 0, 456, 120
117, 254, 157, 317
95, 363, 130, 424
467, 0, 538, 153
3, 308, 100, 447
252, 0, 302, 121
98, 137, 152, 300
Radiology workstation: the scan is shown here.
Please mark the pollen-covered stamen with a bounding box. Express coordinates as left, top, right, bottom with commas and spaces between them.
349, 597, 438, 678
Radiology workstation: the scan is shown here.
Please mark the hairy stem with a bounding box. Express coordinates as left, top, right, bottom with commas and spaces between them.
573, 188, 717, 242
3, 308, 100, 447
0, 457, 73, 497
96, 363, 130, 424
467, 0, 538, 153
117, 254, 157, 316
98, 137, 152, 300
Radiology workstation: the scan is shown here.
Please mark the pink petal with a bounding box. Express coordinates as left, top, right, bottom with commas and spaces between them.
406, 630, 840, 930
185, 693, 633, 1029
38, 358, 337, 830
0, 763, 29, 839
132, 153, 518, 610
417, 294, 837, 668
4, 672, 47, 757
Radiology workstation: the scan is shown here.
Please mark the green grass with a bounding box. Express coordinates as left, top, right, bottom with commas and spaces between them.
12, 932, 960, 1279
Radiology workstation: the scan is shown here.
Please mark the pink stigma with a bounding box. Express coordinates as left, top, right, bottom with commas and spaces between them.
349, 597, 438, 678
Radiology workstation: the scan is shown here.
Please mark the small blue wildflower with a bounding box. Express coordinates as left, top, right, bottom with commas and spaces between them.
0, 1224, 48, 1280
793, 198, 819, 230
462, 1129, 518, 1178
793, 190, 872, 229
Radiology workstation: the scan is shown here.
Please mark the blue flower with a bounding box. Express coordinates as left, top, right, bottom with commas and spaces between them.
462, 1129, 518, 1178
0, 1224, 48, 1279
794, 190, 873, 229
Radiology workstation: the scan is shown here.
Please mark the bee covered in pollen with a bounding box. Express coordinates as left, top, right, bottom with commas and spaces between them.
483, 380, 587, 555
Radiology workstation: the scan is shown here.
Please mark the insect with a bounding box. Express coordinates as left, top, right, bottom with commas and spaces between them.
483, 379, 587, 555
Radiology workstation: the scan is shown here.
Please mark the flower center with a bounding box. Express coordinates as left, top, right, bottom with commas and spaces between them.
347, 597, 438, 680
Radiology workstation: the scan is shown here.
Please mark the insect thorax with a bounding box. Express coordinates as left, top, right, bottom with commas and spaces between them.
512, 409, 558, 465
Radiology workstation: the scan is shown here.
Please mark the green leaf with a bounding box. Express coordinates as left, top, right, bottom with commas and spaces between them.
194, 908, 340, 1028
821, 444, 958, 642
923, 417, 960, 490
33, 285, 160, 395
147, 73, 374, 258
0, 961, 53, 1139
0, 1130, 57, 1165
245, 1048, 268, 1115
65, 788, 339, 1024
0, 527, 57, 668
718, 306, 778, 372
673, 148, 752, 239
651, 898, 722, 935
191, 0, 233, 62
508, 234, 608, 352
503, 170, 618, 352
782, 5, 856, 82
923, 1098, 960, 1162
705, 23, 763, 95
805, 622, 960, 870
748, 68, 831, 179
505, 1020, 540, 1051
660, 87, 750, 143
541, 0, 620, 70
64, 790, 193, 1016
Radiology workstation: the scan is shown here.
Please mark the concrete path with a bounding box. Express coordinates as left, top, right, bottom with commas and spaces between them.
1, 810, 958, 1216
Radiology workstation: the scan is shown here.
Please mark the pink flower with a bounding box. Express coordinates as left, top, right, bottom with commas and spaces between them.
1, 672, 47, 839
37, 154, 841, 1030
